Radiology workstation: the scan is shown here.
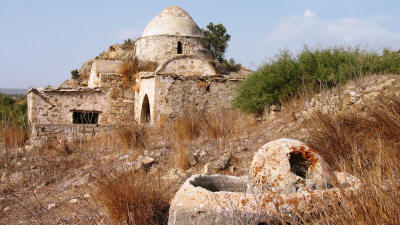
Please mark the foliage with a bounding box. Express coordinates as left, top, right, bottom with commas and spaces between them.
216, 58, 242, 74
122, 38, 135, 50
0, 94, 28, 148
290, 96, 400, 224
233, 47, 400, 114
0, 94, 27, 128
123, 38, 133, 45
70, 69, 80, 80
202, 22, 231, 61
93, 169, 171, 225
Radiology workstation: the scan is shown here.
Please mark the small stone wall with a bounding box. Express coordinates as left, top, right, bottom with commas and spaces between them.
28, 74, 135, 125
30, 124, 122, 142
88, 60, 125, 88
28, 73, 136, 139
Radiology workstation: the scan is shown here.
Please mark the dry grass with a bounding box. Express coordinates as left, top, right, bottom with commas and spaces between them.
92, 169, 171, 225
303, 95, 400, 169
289, 95, 400, 224
203, 107, 247, 139
120, 62, 137, 90
173, 108, 203, 141
171, 107, 253, 142
158, 107, 254, 170
0, 137, 88, 198
118, 125, 147, 151
0, 125, 28, 149
0, 126, 151, 224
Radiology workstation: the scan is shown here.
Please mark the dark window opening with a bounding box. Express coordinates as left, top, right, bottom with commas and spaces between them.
206, 84, 211, 92
289, 151, 310, 179
140, 95, 151, 124
73, 111, 99, 124
177, 41, 182, 54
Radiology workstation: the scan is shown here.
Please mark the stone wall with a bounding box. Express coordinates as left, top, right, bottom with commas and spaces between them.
135, 35, 212, 65
98, 73, 135, 124
153, 74, 242, 121
27, 88, 107, 125
88, 60, 126, 88
156, 55, 216, 77
134, 72, 156, 124
293, 75, 400, 121
28, 73, 136, 136
30, 124, 122, 142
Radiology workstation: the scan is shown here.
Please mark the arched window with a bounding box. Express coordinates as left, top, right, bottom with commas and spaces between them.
140, 95, 151, 124
177, 41, 182, 54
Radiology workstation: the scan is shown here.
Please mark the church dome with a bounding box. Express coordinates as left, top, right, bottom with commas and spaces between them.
142, 6, 204, 38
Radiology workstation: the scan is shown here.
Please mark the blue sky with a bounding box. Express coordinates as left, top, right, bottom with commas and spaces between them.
1, 0, 399, 88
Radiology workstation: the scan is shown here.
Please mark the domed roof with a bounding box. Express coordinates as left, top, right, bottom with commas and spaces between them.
142, 6, 204, 38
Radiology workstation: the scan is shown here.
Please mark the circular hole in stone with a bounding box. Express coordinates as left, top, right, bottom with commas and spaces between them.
289, 151, 310, 179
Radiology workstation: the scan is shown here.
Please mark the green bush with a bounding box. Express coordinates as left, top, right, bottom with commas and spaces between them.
71, 69, 80, 80
233, 47, 400, 114
0, 94, 27, 128
217, 58, 242, 74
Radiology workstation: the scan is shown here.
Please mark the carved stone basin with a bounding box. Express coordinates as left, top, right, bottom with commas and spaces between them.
168, 139, 361, 225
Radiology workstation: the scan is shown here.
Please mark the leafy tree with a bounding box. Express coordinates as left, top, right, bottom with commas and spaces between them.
71, 69, 80, 80
202, 22, 231, 62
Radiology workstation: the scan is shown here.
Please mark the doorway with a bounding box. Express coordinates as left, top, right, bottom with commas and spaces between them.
140, 95, 151, 124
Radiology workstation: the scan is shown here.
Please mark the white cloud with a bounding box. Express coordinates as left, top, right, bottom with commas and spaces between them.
303, 9, 315, 18
265, 10, 400, 53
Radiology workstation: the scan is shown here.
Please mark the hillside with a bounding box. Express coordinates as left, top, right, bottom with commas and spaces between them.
1, 74, 400, 224
0, 88, 26, 96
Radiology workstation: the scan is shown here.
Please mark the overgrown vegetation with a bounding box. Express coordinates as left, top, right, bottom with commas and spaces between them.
0, 94, 28, 148
202, 22, 230, 62
234, 47, 400, 114
93, 169, 171, 225
121, 38, 135, 50
70, 69, 80, 80
118, 125, 147, 150
202, 22, 242, 73
160, 107, 253, 170
213, 58, 242, 74
286, 95, 400, 224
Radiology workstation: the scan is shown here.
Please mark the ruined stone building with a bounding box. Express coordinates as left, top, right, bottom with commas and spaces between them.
27, 6, 248, 140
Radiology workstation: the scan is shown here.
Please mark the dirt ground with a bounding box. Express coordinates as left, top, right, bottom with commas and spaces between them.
0, 105, 303, 225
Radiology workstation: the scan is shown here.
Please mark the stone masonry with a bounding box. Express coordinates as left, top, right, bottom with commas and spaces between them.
27, 6, 248, 141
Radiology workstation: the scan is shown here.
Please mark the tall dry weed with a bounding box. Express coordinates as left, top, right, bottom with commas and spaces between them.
118, 125, 147, 151
171, 107, 253, 142
163, 107, 254, 169
291, 94, 400, 224
93, 169, 171, 225
0, 125, 28, 149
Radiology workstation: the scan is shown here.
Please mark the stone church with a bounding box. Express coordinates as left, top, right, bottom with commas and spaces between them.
27, 6, 247, 140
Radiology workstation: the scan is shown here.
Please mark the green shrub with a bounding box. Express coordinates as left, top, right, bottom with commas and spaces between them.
71, 69, 80, 80
0, 94, 27, 128
233, 47, 400, 114
122, 38, 135, 50
215, 58, 242, 74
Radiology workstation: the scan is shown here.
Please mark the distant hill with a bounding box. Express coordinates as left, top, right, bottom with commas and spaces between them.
0, 88, 27, 95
